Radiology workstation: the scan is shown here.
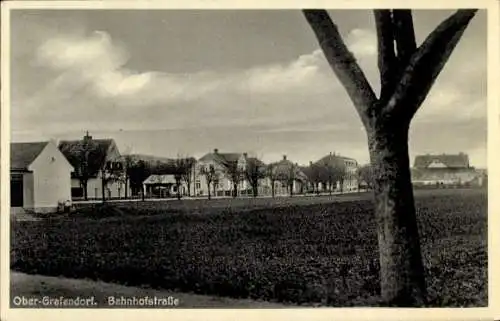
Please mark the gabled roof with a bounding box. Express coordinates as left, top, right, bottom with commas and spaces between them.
10, 142, 48, 171
199, 151, 242, 167
121, 154, 176, 165
143, 174, 177, 185
414, 153, 469, 169
315, 153, 354, 167
58, 139, 115, 178
268, 157, 308, 182
245, 157, 266, 167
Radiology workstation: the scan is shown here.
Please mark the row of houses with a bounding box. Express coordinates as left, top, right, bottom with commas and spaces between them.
10, 133, 486, 214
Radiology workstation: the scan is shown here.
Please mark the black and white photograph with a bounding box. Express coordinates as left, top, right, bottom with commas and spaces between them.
1, 0, 494, 319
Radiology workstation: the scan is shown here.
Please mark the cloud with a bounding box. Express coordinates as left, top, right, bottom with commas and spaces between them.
346, 28, 377, 57
12, 24, 486, 167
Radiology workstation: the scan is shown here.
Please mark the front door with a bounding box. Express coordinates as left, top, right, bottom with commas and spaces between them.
11, 175, 23, 207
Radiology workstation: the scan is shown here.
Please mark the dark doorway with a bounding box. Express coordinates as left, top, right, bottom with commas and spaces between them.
11, 175, 23, 207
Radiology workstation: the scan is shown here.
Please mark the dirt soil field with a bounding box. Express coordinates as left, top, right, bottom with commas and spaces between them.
11, 189, 487, 307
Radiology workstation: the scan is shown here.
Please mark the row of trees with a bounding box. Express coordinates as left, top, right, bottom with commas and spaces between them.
73, 140, 375, 202
199, 158, 267, 200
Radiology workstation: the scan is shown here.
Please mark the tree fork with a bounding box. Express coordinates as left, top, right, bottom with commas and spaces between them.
303, 8, 477, 306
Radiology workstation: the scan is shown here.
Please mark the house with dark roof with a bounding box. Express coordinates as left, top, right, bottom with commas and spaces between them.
58, 133, 127, 200
266, 155, 308, 196
411, 152, 482, 186
10, 140, 74, 214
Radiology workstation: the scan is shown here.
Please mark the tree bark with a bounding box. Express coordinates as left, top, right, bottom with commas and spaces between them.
101, 175, 106, 203
233, 182, 238, 198
252, 183, 258, 197
207, 183, 212, 200
82, 180, 88, 201
302, 9, 476, 306
368, 123, 426, 305
124, 174, 128, 199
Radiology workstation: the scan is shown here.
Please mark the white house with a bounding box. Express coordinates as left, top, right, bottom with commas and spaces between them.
58, 133, 128, 200
143, 174, 189, 198
10, 140, 74, 214
195, 149, 241, 197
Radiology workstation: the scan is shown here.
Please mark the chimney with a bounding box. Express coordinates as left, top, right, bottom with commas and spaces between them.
213, 148, 219, 154
83, 131, 92, 142
283, 155, 287, 160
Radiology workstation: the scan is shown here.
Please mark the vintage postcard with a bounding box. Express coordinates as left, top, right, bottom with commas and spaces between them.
1, 0, 498, 320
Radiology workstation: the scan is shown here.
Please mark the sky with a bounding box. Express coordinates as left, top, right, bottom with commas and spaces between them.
10, 9, 487, 167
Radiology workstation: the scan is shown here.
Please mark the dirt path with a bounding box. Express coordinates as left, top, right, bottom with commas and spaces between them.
10, 272, 289, 308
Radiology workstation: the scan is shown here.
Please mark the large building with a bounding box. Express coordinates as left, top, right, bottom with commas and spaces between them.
411, 152, 483, 186
10, 141, 74, 214
307, 152, 359, 193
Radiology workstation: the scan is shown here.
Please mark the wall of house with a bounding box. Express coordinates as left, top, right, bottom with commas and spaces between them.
412, 168, 480, 185
23, 173, 35, 210
30, 142, 73, 213
85, 177, 128, 199
71, 177, 131, 199
193, 160, 232, 197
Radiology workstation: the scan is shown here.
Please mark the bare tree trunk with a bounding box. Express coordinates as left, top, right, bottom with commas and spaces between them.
124, 174, 128, 199
82, 180, 88, 201
101, 176, 106, 203
207, 183, 212, 200
252, 184, 258, 197
368, 125, 426, 305
233, 182, 238, 198
271, 180, 275, 198
176, 183, 181, 200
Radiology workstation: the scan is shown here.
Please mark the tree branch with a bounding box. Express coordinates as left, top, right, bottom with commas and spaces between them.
383, 9, 477, 119
392, 10, 417, 67
374, 10, 397, 102
303, 9, 378, 128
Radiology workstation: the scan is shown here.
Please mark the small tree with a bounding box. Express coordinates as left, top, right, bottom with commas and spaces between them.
64, 133, 99, 201
357, 164, 374, 190
266, 163, 279, 198
122, 154, 134, 199
224, 161, 243, 198
309, 164, 323, 195
101, 160, 125, 203
287, 163, 297, 197
173, 156, 195, 200
245, 158, 267, 197
320, 160, 345, 195
181, 157, 196, 197
200, 164, 217, 200
127, 160, 149, 200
